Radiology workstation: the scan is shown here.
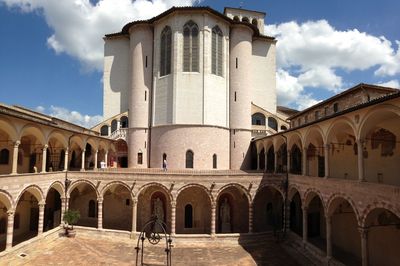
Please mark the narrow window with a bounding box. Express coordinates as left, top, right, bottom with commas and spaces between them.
88, 200, 96, 218
120, 116, 128, 128
160, 26, 172, 76
126, 199, 130, 206
213, 154, 217, 169
0, 149, 9, 165
234, 141, 236, 148
268, 117, 278, 131
236, 57, 238, 69
145, 55, 148, 68
144, 141, 147, 148
242, 17, 249, 23
234, 91, 237, 102
137, 152, 143, 164
333, 103, 339, 113
145, 91, 147, 101
14, 213, 20, 229
315, 110, 319, 120
184, 204, 193, 228
186, 150, 194, 168
212, 26, 223, 76
100, 125, 108, 136
183, 21, 199, 72
111, 119, 117, 133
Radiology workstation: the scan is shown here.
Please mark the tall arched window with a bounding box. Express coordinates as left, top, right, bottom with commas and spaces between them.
252, 113, 266, 125
183, 21, 199, 72
160, 26, 172, 76
88, 200, 96, 218
213, 154, 217, 169
268, 117, 278, 131
242, 17, 249, 23
100, 125, 108, 136
184, 204, 193, 228
120, 116, 128, 128
0, 149, 9, 165
212, 26, 223, 76
186, 150, 194, 168
111, 119, 117, 133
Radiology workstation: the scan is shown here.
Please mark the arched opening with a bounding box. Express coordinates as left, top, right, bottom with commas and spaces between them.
252, 113, 266, 125
137, 186, 171, 233
268, 117, 278, 131
116, 140, 128, 168
258, 148, 265, 170
100, 125, 108, 136
44, 188, 61, 232
242, 17, 249, 23
365, 208, 400, 265
84, 143, 94, 170
111, 119, 117, 133
212, 154, 217, 169
276, 143, 287, 173
0, 197, 11, 251
120, 116, 128, 128
289, 191, 302, 236
13, 191, 40, 246
251, 18, 258, 27
176, 186, 211, 234
0, 121, 15, 174
217, 187, 249, 233
306, 194, 326, 252
0, 149, 9, 165
290, 144, 302, 174
281, 125, 287, 131
329, 198, 360, 265
160, 26, 172, 76
69, 183, 98, 228
233, 16, 239, 21
185, 150, 194, 169
103, 184, 132, 231
266, 146, 275, 172
253, 186, 283, 232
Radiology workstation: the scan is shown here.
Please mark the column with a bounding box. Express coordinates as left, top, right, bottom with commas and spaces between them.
302, 206, 308, 244
171, 200, 176, 236
326, 215, 332, 260
357, 139, 365, 181
41, 144, 48, 173
359, 227, 369, 266
131, 198, 138, 234
108, 126, 111, 136
274, 151, 278, 173
61, 197, 67, 220
248, 202, 253, 233
81, 149, 86, 171
38, 202, 45, 234
287, 150, 291, 173
264, 149, 268, 172
117, 120, 121, 130
211, 202, 216, 235
302, 147, 307, 176
6, 211, 14, 250
11, 140, 20, 174
324, 144, 330, 178
64, 148, 69, 171
105, 151, 108, 168
256, 152, 260, 170
97, 198, 103, 229
94, 150, 98, 170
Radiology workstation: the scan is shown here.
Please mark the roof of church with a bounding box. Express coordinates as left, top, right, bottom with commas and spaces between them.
277, 106, 299, 116
105, 6, 275, 41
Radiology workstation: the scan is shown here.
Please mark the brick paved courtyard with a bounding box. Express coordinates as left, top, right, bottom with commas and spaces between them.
0, 233, 311, 265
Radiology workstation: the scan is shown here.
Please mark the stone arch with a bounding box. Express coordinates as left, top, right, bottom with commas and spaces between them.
287, 131, 303, 150
67, 179, 99, 199
326, 117, 357, 143
101, 181, 134, 199
0, 117, 18, 141
360, 201, 400, 228
46, 181, 65, 199
0, 189, 14, 211
15, 184, 45, 204
18, 124, 46, 145
47, 130, 68, 148
303, 125, 325, 147
303, 188, 326, 210
216, 183, 251, 204
326, 193, 360, 224
288, 184, 302, 202
137, 182, 173, 202
253, 185, 284, 232
255, 183, 284, 200
176, 183, 213, 203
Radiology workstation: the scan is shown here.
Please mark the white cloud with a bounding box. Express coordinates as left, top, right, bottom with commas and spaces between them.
298, 66, 343, 93
36, 105, 103, 128
2, 0, 200, 71
376, 79, 400, 89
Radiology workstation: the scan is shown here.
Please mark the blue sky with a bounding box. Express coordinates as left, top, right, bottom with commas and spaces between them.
0, 0, 399, 127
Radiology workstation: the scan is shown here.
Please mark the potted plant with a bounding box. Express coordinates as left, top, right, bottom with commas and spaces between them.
63, 209, 80, 237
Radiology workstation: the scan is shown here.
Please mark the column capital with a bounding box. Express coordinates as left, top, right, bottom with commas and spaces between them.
324, 143, 330, 149
97, 197, 103, 203
43, 144, 48, 149
171, 200, 176, 208
302, 206, 308, 212
211, 201, 216, 209
7, 210, 14, 217
358, 227, 369, 238
14, 140, 21, 147
132, 198, 138, 205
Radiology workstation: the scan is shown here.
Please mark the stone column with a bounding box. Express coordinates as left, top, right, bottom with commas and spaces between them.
38, 202, 45, 234
64, 148, 69, 171
97, 198, 103, 229
105, 151, 108, 168
11, 140, 20, 174
357, 139, 365, 181
326, 215, 332, 260
302, 147, 307, 176
359, 227, 369, 266
302, 206, 308, 244
274, 151, 278, 173
41, 144, 48, 173
171, 200, 176, 236
131, 198, 138, 234
248, 202, 253, 233
211, 202, 216, 235
256, 152, 260, 170
81, 149, 86, 171
287, 150, 291, 173
61, 197, 67, 220
117, 120, 121, 130
108, 126, 111, 136
6, 211, 14, 250
324, 144, 330, 178
264, 149, 268, 172
94, 150, 98, 170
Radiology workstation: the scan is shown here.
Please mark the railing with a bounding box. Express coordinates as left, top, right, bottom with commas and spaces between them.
110, 128, 128, 140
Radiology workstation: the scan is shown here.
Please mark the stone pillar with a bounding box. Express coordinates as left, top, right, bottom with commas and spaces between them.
81, 149, 86, 171
264, 149, 268, 172
302, 147, 307, 176
274, 151, 278, 173
117, 120, 121, 130
211, 202, 216, 235
64, 148, 69, 171
41, 144, 48, 173
105, 151, 108, 168
357, 139, 365, 181
11, 140, 20, 174
97, 198, 103, 229
131, 198, 138, 233
326, 215, 332, 260
108, 126, 111, 136
324, 144, 330, 178
359, 227, 369, 266
94, 150, 98, 170
38, 202, 45, 234
287, 150, 291, 173
171, 200, 176, 236
256, 152, 260, 170
248, 202, 253, 233
61, 197, 67, 220
6, 211, 14, 250
302, 206, 308, 244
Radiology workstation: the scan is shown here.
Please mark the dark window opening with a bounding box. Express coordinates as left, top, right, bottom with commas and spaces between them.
186, 150, 194, 168
333, 103, 339, 113
268, 117, 278, 131
252, 113, 266, 125
0, 149, 10, 165
213, 154, 217, 169
137, 153, 143, 165
88, 200, 96, 218
235, 57, 238, 68
184, 204, 193, 228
